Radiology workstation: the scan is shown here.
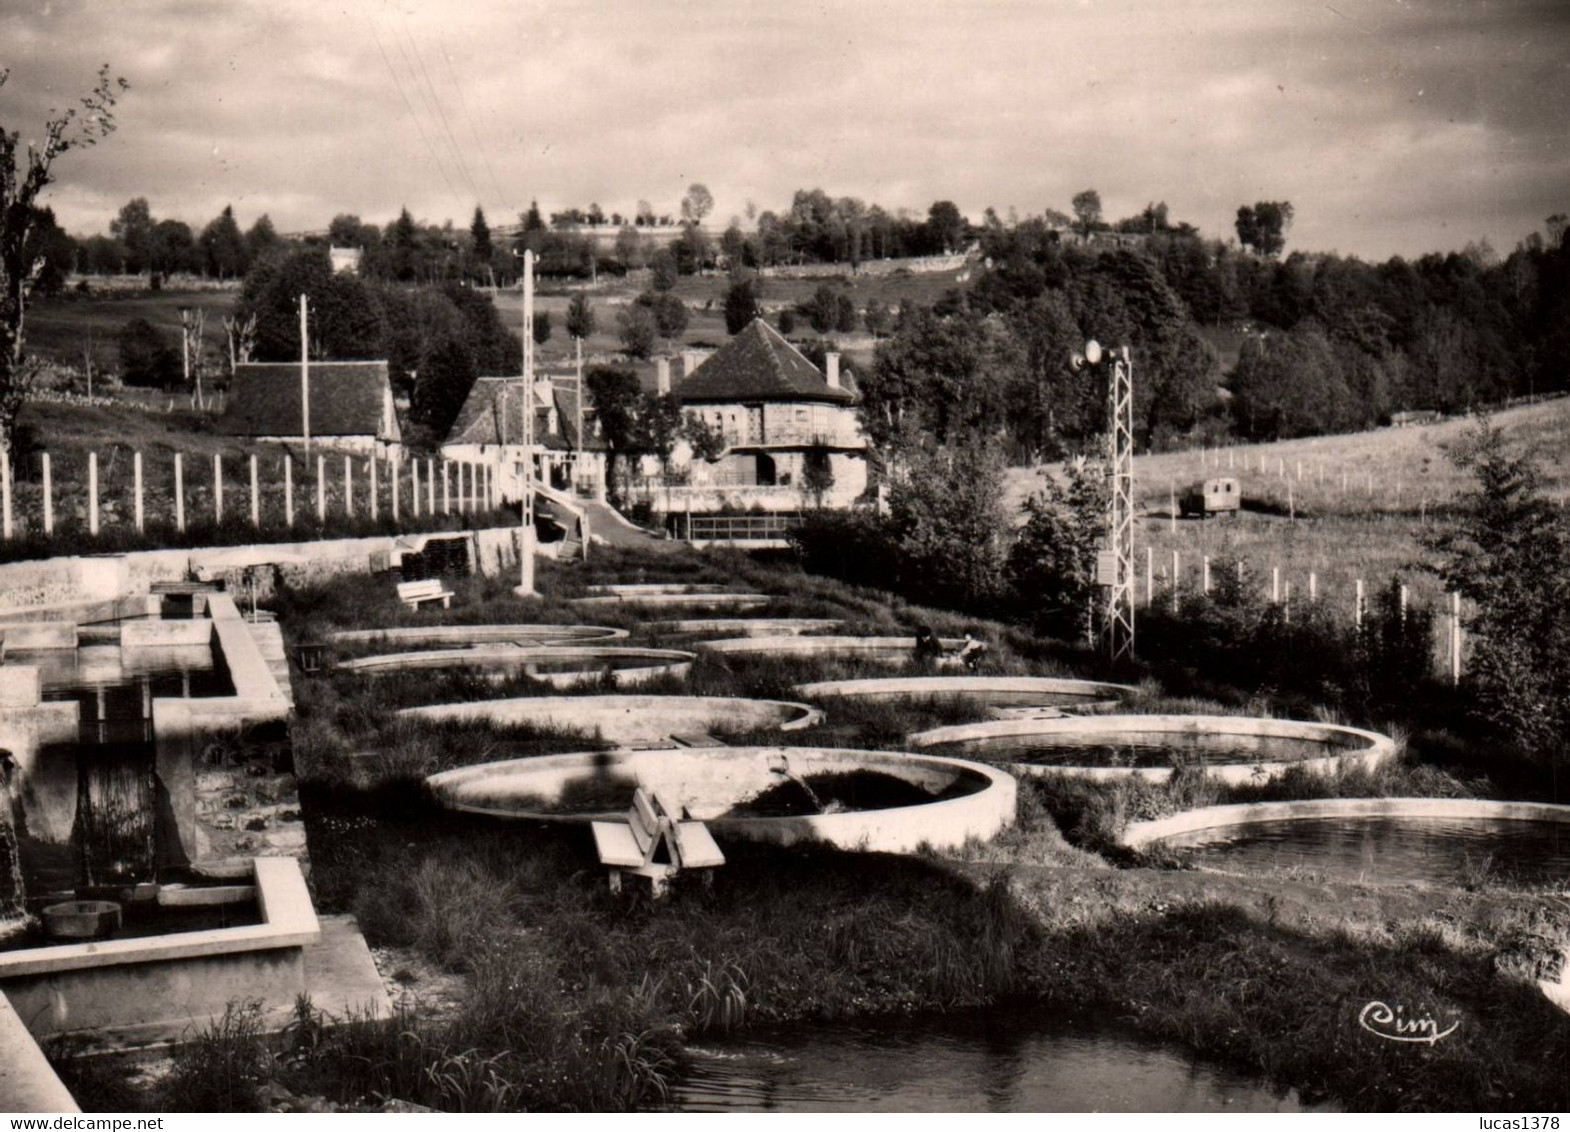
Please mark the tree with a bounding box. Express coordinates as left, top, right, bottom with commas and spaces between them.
532, 309, 552, 346
614, 225, 644, 269
925, 200, 965, 255
680, 183, 714, 226
388, 207, 420, 281
617, 304, 657, 359
1425, 423, 1570, 774
1007, 458, 1109, 639
723, 277, 762, 334
565, 293, 596, 340
22, 207, 76, 296
1236, 201, 1294, 257
200, 205, 247, 278
649, 249, 678, 292
117, 317, 179, 387
648, 292, 688, 340
110, 196, 154, 273
147, 218, 197, 277
863, 299, 891, 338
244, 214, 279, 264
1071, 189, 1102, 235
801, 445, 834, 507
237, 247, 387, 361
1, 64, 126, 457
469, 206, 492, 260
327, 213, 364, 246
889, 440, 1009, 611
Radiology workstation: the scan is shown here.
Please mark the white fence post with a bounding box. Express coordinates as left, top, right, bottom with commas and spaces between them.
317, 455, 326, 522
41, 452, 52, 535
1271, 566, 1280, 604
391, 454, 400, 521
174, 453, 185, 532
89, 451, 100, 535
1170, 550, 1180, 614
2, 450, 15, 540
344, 455, 353, 517
1309, 571, 1317, 603
411, 459, 420, 518
134, 451, 144, 533
1354, 578, 1365, 629
442, 461, 450, 515
1145, 545, 1153, 608
426, 458, 435, 514
369, 457, 379, 521
213, 453, 223, 525
1202, 554, 1211, 595
284, 455, 294, 527
1450, 592, 1462, 685
249, 454, 260, 527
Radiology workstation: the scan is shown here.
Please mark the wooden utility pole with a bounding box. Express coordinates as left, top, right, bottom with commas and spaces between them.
299, 295, 311, 454
515, 250, 538, 597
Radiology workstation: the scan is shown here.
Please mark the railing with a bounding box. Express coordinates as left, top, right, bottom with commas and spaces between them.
676, 513, 803, 542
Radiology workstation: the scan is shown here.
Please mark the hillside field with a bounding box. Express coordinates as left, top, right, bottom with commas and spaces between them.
1005, 396, 1570, 613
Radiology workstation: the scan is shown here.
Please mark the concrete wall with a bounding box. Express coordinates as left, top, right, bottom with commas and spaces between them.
1121, 796, 1570, 849
0, 526, 527, 617
0, 858, 318, 1043
402, 695, 823, 747
428, 746, 1017, 854
0, 993, 78, 1112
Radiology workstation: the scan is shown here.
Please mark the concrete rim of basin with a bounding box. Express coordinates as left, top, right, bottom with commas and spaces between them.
906, 713, 1397, 786
399, 694, 824, 745
794, 675, 1135, 712
327, 624, 629, 646
644, 618, 844, 637
568, 593, 770, 608
699, 635, 964, 658
424, 745, 1017, 854
584, 583, 735, 596
338, 645, 695, 688
1119, 795, 1570, 850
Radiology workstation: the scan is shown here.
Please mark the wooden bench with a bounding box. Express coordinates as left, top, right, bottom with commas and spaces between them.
396, 578, 454, 610
591, 788, 724, 897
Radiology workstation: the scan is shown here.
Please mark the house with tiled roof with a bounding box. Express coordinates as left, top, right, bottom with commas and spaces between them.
220, 361, 399, 455
657, 318, 869, 513
441, 374, 608, 501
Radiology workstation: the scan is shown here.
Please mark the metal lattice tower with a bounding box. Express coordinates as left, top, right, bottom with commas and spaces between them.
1105, 345, 1135, 661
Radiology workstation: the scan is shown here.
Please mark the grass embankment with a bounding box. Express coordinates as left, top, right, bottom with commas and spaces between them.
1005, 396, 1570, 608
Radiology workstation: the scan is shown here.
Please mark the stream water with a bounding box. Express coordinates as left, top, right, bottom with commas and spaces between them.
672, 1012, 1331, 1112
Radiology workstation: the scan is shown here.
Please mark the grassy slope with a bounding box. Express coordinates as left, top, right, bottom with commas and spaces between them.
1005, 396, 1570, 608
25, 287, 238, 368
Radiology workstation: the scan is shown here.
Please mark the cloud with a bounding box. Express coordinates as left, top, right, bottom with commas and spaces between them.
3, 0, 1565, 258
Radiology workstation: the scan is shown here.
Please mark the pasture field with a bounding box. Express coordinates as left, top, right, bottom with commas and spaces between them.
1005, 396, 1570, 614
24, 286, 239, 370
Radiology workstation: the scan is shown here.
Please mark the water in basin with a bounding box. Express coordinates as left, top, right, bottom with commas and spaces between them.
673, 1012, 1330, 1112
929, 732, 1358, 768
1160, 817, 1570, 887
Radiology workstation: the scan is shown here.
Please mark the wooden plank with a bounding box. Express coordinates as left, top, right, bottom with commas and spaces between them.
591, 822, 643, 867
673, 822, 725, 869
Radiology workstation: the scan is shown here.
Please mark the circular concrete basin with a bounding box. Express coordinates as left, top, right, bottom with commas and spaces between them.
327, 624, 629, 647
569, 592, 769, 610
401, 694, 823, 747
585, 583, 733, 596
908, 714, 1395, 784
644, 618, 843, 638
339, 646, 695, 689
699, 635, 964, 665
795, 676, 1135, 717
426, 746, 1017, 854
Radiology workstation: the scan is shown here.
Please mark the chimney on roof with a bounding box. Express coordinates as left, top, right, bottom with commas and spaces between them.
655, 357, 671, 396
825, 352, 841, 389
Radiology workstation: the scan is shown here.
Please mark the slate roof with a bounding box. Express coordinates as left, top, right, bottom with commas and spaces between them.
445, 376, 603, 451
222, 361, 397, 440
674, 319, 856, 405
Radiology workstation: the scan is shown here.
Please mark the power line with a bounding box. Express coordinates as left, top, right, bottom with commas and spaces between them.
403, 28, 484, 209
368, 16, 460, 203
440, 34, 512, 217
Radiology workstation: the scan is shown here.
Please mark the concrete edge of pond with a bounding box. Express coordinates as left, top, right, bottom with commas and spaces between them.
339, 645, 696, 689
585, 583, 738, 596
568, 593, 770, 609
0, 994, 78, 1112
907, 714, 1397, 786
796, 675, 1136, 709
327, 624, 630, 646
425, 746, 1016, 854
645, 618, 844, 637
400, 694, 825, 744
1119, 796, 1570, 849
700, 635, 964, 659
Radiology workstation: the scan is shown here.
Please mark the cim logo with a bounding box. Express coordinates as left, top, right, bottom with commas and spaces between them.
1358, 1001, 1460, 1045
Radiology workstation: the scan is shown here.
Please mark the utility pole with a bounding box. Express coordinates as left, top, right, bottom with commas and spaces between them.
515, 251, 538, 597
299, 295, 311, 454
574, 335, 584, 489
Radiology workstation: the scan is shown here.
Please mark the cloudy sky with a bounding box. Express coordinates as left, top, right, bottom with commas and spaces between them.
5, 0, 1567, 260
